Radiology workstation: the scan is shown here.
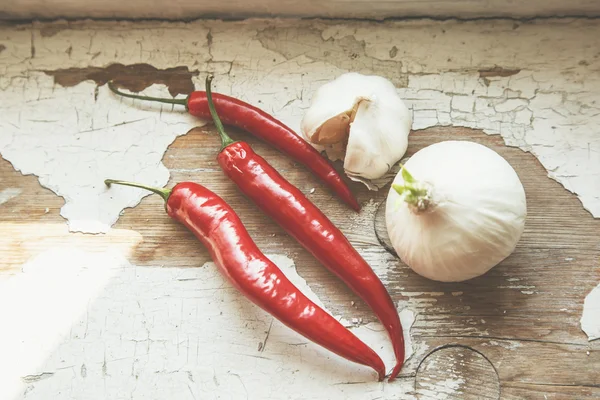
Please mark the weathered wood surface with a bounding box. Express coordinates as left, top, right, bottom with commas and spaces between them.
2, 123, 599, 398
1, 17, 599, 399
2, 0, 600, 20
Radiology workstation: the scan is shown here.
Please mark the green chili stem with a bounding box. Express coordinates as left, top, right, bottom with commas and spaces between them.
104, 179, 171, 203
205, 75, 236, 150
107, 82, 188, 108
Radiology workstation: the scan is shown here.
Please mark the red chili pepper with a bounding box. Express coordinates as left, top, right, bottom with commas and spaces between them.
107, 82, 360, 211
103, 178, 386, 380
202, 76, 406, 381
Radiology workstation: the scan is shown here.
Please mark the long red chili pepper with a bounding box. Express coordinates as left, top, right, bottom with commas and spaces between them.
107, 82, 360, 211
103, 178, 386, 380
202, 76, 406, 381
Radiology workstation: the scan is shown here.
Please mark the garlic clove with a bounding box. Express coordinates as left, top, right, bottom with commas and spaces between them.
301, 72, 412, 190
345, 99, 392, 180
311, 111, 352, 145
301, 73, 366, 146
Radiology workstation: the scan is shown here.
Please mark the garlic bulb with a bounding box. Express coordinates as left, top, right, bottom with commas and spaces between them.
385, 141, 527, 282
301, 72, 412, 189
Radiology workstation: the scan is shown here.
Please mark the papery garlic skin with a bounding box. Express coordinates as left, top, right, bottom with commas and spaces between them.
301, 73, 412, 186
385, 141, 527, 282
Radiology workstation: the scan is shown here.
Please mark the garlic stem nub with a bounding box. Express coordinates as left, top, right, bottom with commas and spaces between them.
392, 166, 433, 212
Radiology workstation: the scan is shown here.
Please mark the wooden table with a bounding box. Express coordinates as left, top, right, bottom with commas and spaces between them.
0, 18, 598, 400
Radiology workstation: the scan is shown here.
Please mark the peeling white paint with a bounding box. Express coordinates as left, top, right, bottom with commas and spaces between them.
499, 283, 537, 296
581, 283, 600, 341
0, 18, 596, 400
0, 250, 417, 399
482, 340, 522, 350
438, 377, 465, 396
0, 187, 22, 205
418, 375, 465, 399
401, 291, 445, 300
400, 69, 600, 216
499, 285, 535, 289
0, 18, 599, 234
0, 247, 124, 399
0, 80, 197, 233
399, 308, 416, 362
315, 20, 600, 216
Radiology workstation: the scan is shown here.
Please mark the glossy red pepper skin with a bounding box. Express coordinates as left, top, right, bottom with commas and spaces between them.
165, 182, 386, 380
186, 92, 360, 211
217, 142, 406, 381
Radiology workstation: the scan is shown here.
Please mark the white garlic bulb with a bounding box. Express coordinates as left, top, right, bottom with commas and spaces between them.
385, 141, 527, 282
301, 72, 412, 189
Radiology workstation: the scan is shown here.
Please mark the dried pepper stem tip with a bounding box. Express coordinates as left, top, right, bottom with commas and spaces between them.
104, 179, 172, 203
106, 81, 188, 108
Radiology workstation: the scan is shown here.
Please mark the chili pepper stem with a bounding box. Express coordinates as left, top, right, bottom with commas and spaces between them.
107, 82, 189, 109
205, 75, 236, 150
104, 179, 172, 203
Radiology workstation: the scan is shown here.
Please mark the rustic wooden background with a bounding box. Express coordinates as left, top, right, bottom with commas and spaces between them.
2, 0, 600, 20
2, 110, 599, 398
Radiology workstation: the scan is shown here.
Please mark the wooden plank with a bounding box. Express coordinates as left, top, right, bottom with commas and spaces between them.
415, 338, 599, 399
415, 344, 500, 399
2, 0, 600, 20
1, 17, 599, 396
502, 383, 600, 400
2, 123, 598, 397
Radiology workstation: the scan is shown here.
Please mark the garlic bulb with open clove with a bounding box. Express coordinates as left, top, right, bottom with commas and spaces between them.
301, 73, 412, 189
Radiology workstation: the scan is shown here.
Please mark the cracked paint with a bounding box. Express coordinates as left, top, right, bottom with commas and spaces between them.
0, 80, 197, 233
0, 249, 417, 399
314, 20, 600, 215
256, 26, 408, 87
44, 63, 200, 97
0, 18, 598, 396
1, 19, 599, 234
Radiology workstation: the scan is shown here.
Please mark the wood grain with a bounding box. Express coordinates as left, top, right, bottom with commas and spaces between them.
1, 124, 599, 397
2, 0, 600, 20
415, 344, 500, 399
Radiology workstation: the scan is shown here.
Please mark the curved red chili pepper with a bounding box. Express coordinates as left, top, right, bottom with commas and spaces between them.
103, 179, 386, 381
107, 82, 360, 212
203, 76, 406, 381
